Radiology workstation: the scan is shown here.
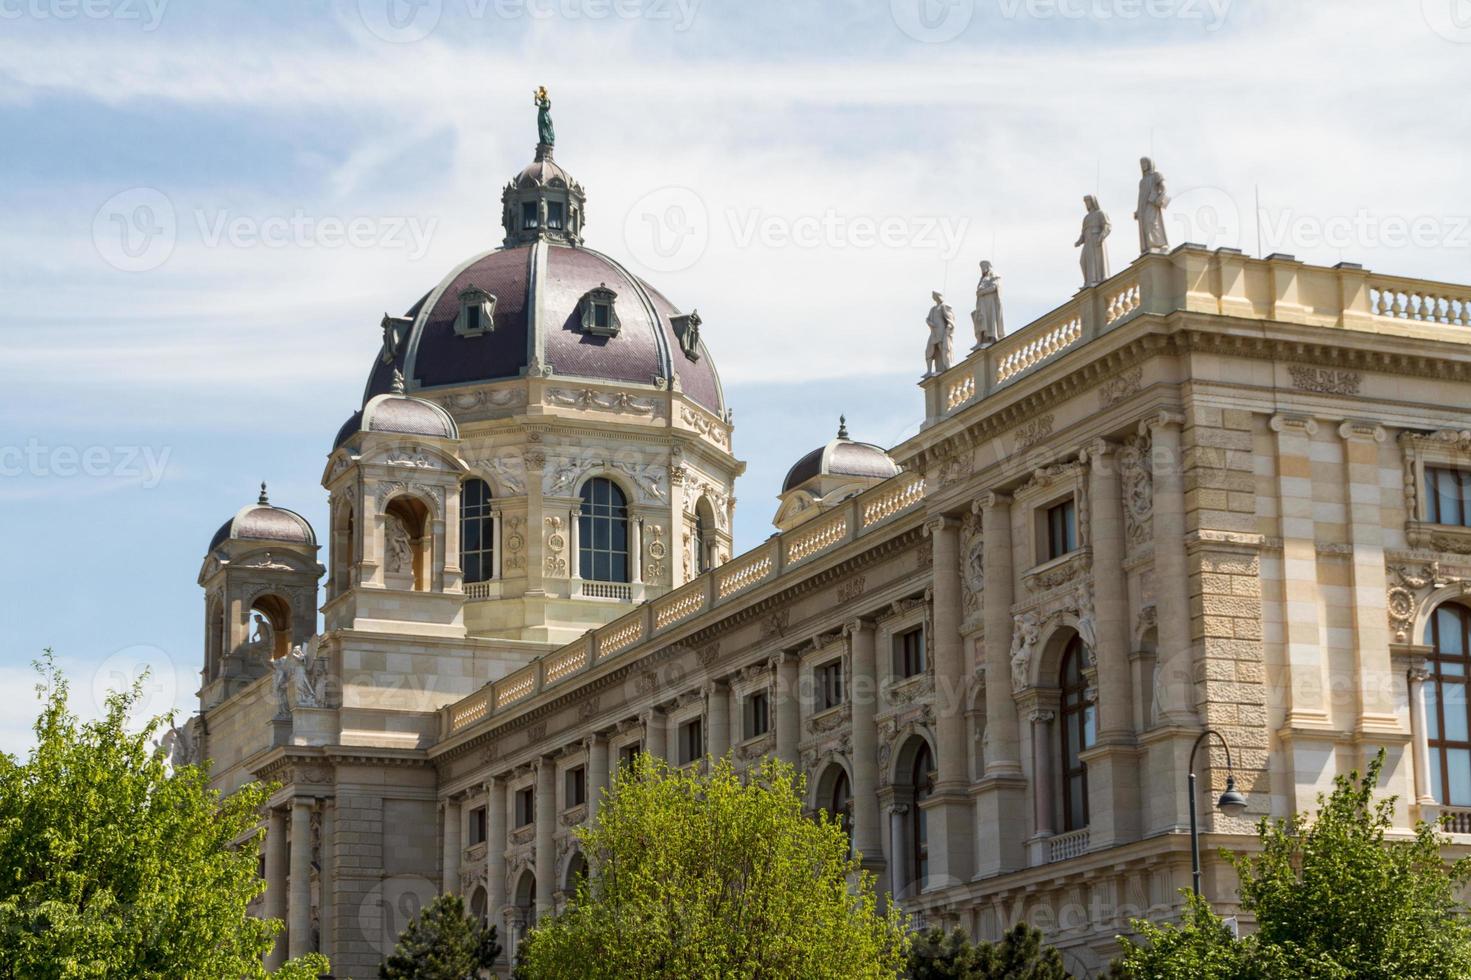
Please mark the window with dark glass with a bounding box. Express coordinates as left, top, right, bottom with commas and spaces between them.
816, 659, 844, 712
911, 745, 934, 887
521, 201, 539, 230
895, 626, 927, 679
829, 769, 853, 857
578, 478, 629, 583
695, 510, 712, 574
593, 302, 611, 330
514, 787, 535, 828
1060, 636, 1094, 832
468, 805, 487, 846
461, 478, 494, 584
565, 766, 586, 808
547, 200, 564, 230
1427, 467, 1471, 527
618, 742, 642, 772
1046, 499, 1078, 560
678, 718, 703, 765
743, 690, 770, 739
1429, 603, 1471, 806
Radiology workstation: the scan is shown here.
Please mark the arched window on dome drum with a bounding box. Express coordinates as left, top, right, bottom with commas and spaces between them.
829, 769, 853, 858
694, 498, 715, 574
579, 478, 629, 583
1060, 636, 1094, 832
1428, 603, 1471, 805
911, 744, 934, 887
461, 478, 494, 584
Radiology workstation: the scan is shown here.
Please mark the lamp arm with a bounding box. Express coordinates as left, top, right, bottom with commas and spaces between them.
1188, 728, 1235, 777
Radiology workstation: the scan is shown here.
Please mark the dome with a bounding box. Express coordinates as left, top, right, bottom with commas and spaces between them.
336, 371, 460, 449
358, 106, 725, 417
208, 483, 316, 552
782, 418, 900, 493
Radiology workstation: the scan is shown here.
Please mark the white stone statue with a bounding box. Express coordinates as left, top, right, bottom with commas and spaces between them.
1075, 582, 1097, 654
385, 513, 413, 574
271, 653, 292, 717
289, 638, 328, 708
1134, 157, 1170, 253
1076, 195, 1111, 288
161, 721, 197, 768
971, 260, 1004, 348
248, 613, 274, 656
924, 291, 955, 376
1010, 611, 1041, 692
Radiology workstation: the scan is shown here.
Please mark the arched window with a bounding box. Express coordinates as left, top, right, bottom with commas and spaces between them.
579, 478, 629, 583
1429, 603, 1471, 805
461, 478, 494, 584
384, 496, 430, 591
1060, 636, 1094, 832
911, 744, 934, 887
829, 768, 853, 857
695, 498, 715, 574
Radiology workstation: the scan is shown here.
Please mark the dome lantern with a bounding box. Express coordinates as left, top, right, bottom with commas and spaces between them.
773, 418, 901, 531
501, 87, 586, 248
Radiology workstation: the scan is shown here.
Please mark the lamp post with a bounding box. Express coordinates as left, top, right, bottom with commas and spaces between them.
1188, 728, 1248, 898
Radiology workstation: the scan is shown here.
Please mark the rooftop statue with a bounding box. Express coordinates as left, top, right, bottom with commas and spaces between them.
925, 291, 955, 377
535, 85, 555, 148
1135, 156, 1170, 253
1076, 194, 1112, 288
971, 259, 1004, 348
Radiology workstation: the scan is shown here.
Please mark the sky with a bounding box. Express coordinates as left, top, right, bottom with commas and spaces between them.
3, 0, 1469, 756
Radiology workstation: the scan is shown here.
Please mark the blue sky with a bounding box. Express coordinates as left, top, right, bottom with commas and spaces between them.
3, 0, 1469, 754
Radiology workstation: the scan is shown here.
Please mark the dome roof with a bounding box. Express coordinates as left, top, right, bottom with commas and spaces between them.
336, 372, 460, 449
208, 484, 316, 552
782, 418, 900, 494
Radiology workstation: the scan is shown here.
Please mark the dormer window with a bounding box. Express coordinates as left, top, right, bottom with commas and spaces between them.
521, 201, 539, 231
547, 200, 565, 231
579, 284, 621, 338
672, 310, 702, 361
455, 286, 497, 338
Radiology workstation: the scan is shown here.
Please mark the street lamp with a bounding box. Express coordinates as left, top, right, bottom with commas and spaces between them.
1188, 729, 1248, 898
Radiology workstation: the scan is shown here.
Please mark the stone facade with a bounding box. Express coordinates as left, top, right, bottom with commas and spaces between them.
193, 210, 1471, 973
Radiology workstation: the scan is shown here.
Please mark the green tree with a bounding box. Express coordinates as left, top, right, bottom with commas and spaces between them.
515, 754, 909, 979
379, 892, 501, 979
907, 923, 1068, 979
1110, 750, 1471, 979
0, 651, 328, 979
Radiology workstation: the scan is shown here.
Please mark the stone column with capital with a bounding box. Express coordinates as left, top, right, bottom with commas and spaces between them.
847, 619, 886, 883
705, 681, 730, 761
318, 803, 334, 964
288, 799, 313, 960
1409, 659, 1436, 807
1340, 422, 1401, 742
1082, 440, 1141, 847
534, 760, 556, 916
923, 515, 974, 887
888, 804, 911, 900
642, 708, 667, 764
264, 807, 288, 970
442, 797, 462, 894
586, 733, 610, 826
485, 778, 508, 927
1027, 709, 1057, 866
774, 652, 801, 767
972, 493, 1026, 877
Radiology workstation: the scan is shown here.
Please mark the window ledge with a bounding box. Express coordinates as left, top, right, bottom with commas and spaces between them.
559, 803, 588, 827
1407, 521, 1471, 555
1022, 548, 1093, 593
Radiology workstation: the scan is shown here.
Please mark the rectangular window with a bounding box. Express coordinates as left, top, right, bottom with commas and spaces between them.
1046, 499, 1078, 560
565, 766, 586, 808
816, 660, 844, 712
618, 741, 642, 772
895, 626, 926, 678
743, 690, 770, 739
547, 200, 565, 230
521, 201, 539, 230
514, 786, 534, 828
468, 805, 487, 846
678, 718, 704, 765
1427, 466, 1471, 527
593, 303, 610, 330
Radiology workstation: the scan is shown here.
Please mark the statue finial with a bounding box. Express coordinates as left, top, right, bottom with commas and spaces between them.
534, 85, 555, 151
391, 367, 406, 395
837, 416, 849, 440
258, 481, 269, 505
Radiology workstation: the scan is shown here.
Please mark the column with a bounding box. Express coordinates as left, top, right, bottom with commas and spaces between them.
705, 681, 730, 761
1152, 412, 1197, 724
847, 619, 885, 879
288, 799, 313, 959
1028, 710, 1056, 865
492, 511, 503, 580
318, 803, 334, 965
888, 804, 910, 900
568, 508, 580, 585
1340, 422, 1400, 740
924, 515, 974, 886
442, 797, 462, 894
534, 760, 556, 915
974, 492, 1026, 877
431, 516, 447, 592
630, 518, 643, 585
264, 807, 287, 970
485, 778, 508, 923
773, 652, 801, 767
1409, 660, 1436, 806
586, 734, 610, 826
1083, 440, 1140, 847
642, 708, 666, 762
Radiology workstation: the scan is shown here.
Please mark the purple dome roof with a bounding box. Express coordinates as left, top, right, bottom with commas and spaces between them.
208, 486, 316, 552
783, 424, 900, 494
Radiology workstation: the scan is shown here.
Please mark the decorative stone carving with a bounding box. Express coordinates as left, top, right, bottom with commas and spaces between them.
161, 717, 200, 768
672, 310, 702, 360
961, 513, 984, 615
1076, 195, 1111, 287
761, 610, 790, 639
504, 516, 527, 571
1134, 157, 1170, 253
1387, 560, 1444, 642
283, 637, 329, 709
1023, 550, 1092, 593
474, 457, 526, 496
543, 458, 588, 497
934, 451, 973, 489
545, 387, 660, 416
384, 514, 412, 574
924, 291, 955, 377
645, 524, 667, 579
971, 260, 1004, 347
679, 406, 731, 451
1288, 365, 1362, 396
545, 516, 567, 576
837, 576, 867, 604
1120, 431, 1154, 550
1011, 611, 1041, 692
1012, 414, 1055, 454
612, 462, 667, 502
1098, 366, 1144, 408
1074, 581, 1097, 654
435, 386, 525, 413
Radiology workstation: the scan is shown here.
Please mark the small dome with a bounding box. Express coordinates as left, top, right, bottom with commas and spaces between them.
782, 418, 900, 493
208, 483, 316, 552
336, 371, 459, 449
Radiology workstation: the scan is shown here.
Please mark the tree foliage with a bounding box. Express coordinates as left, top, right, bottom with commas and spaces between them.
1110, 750, 1471, 979
514, 754, 909, 979
0, 651, 328, 980
906, 923, 1069, 979
378, 892, 500, 979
